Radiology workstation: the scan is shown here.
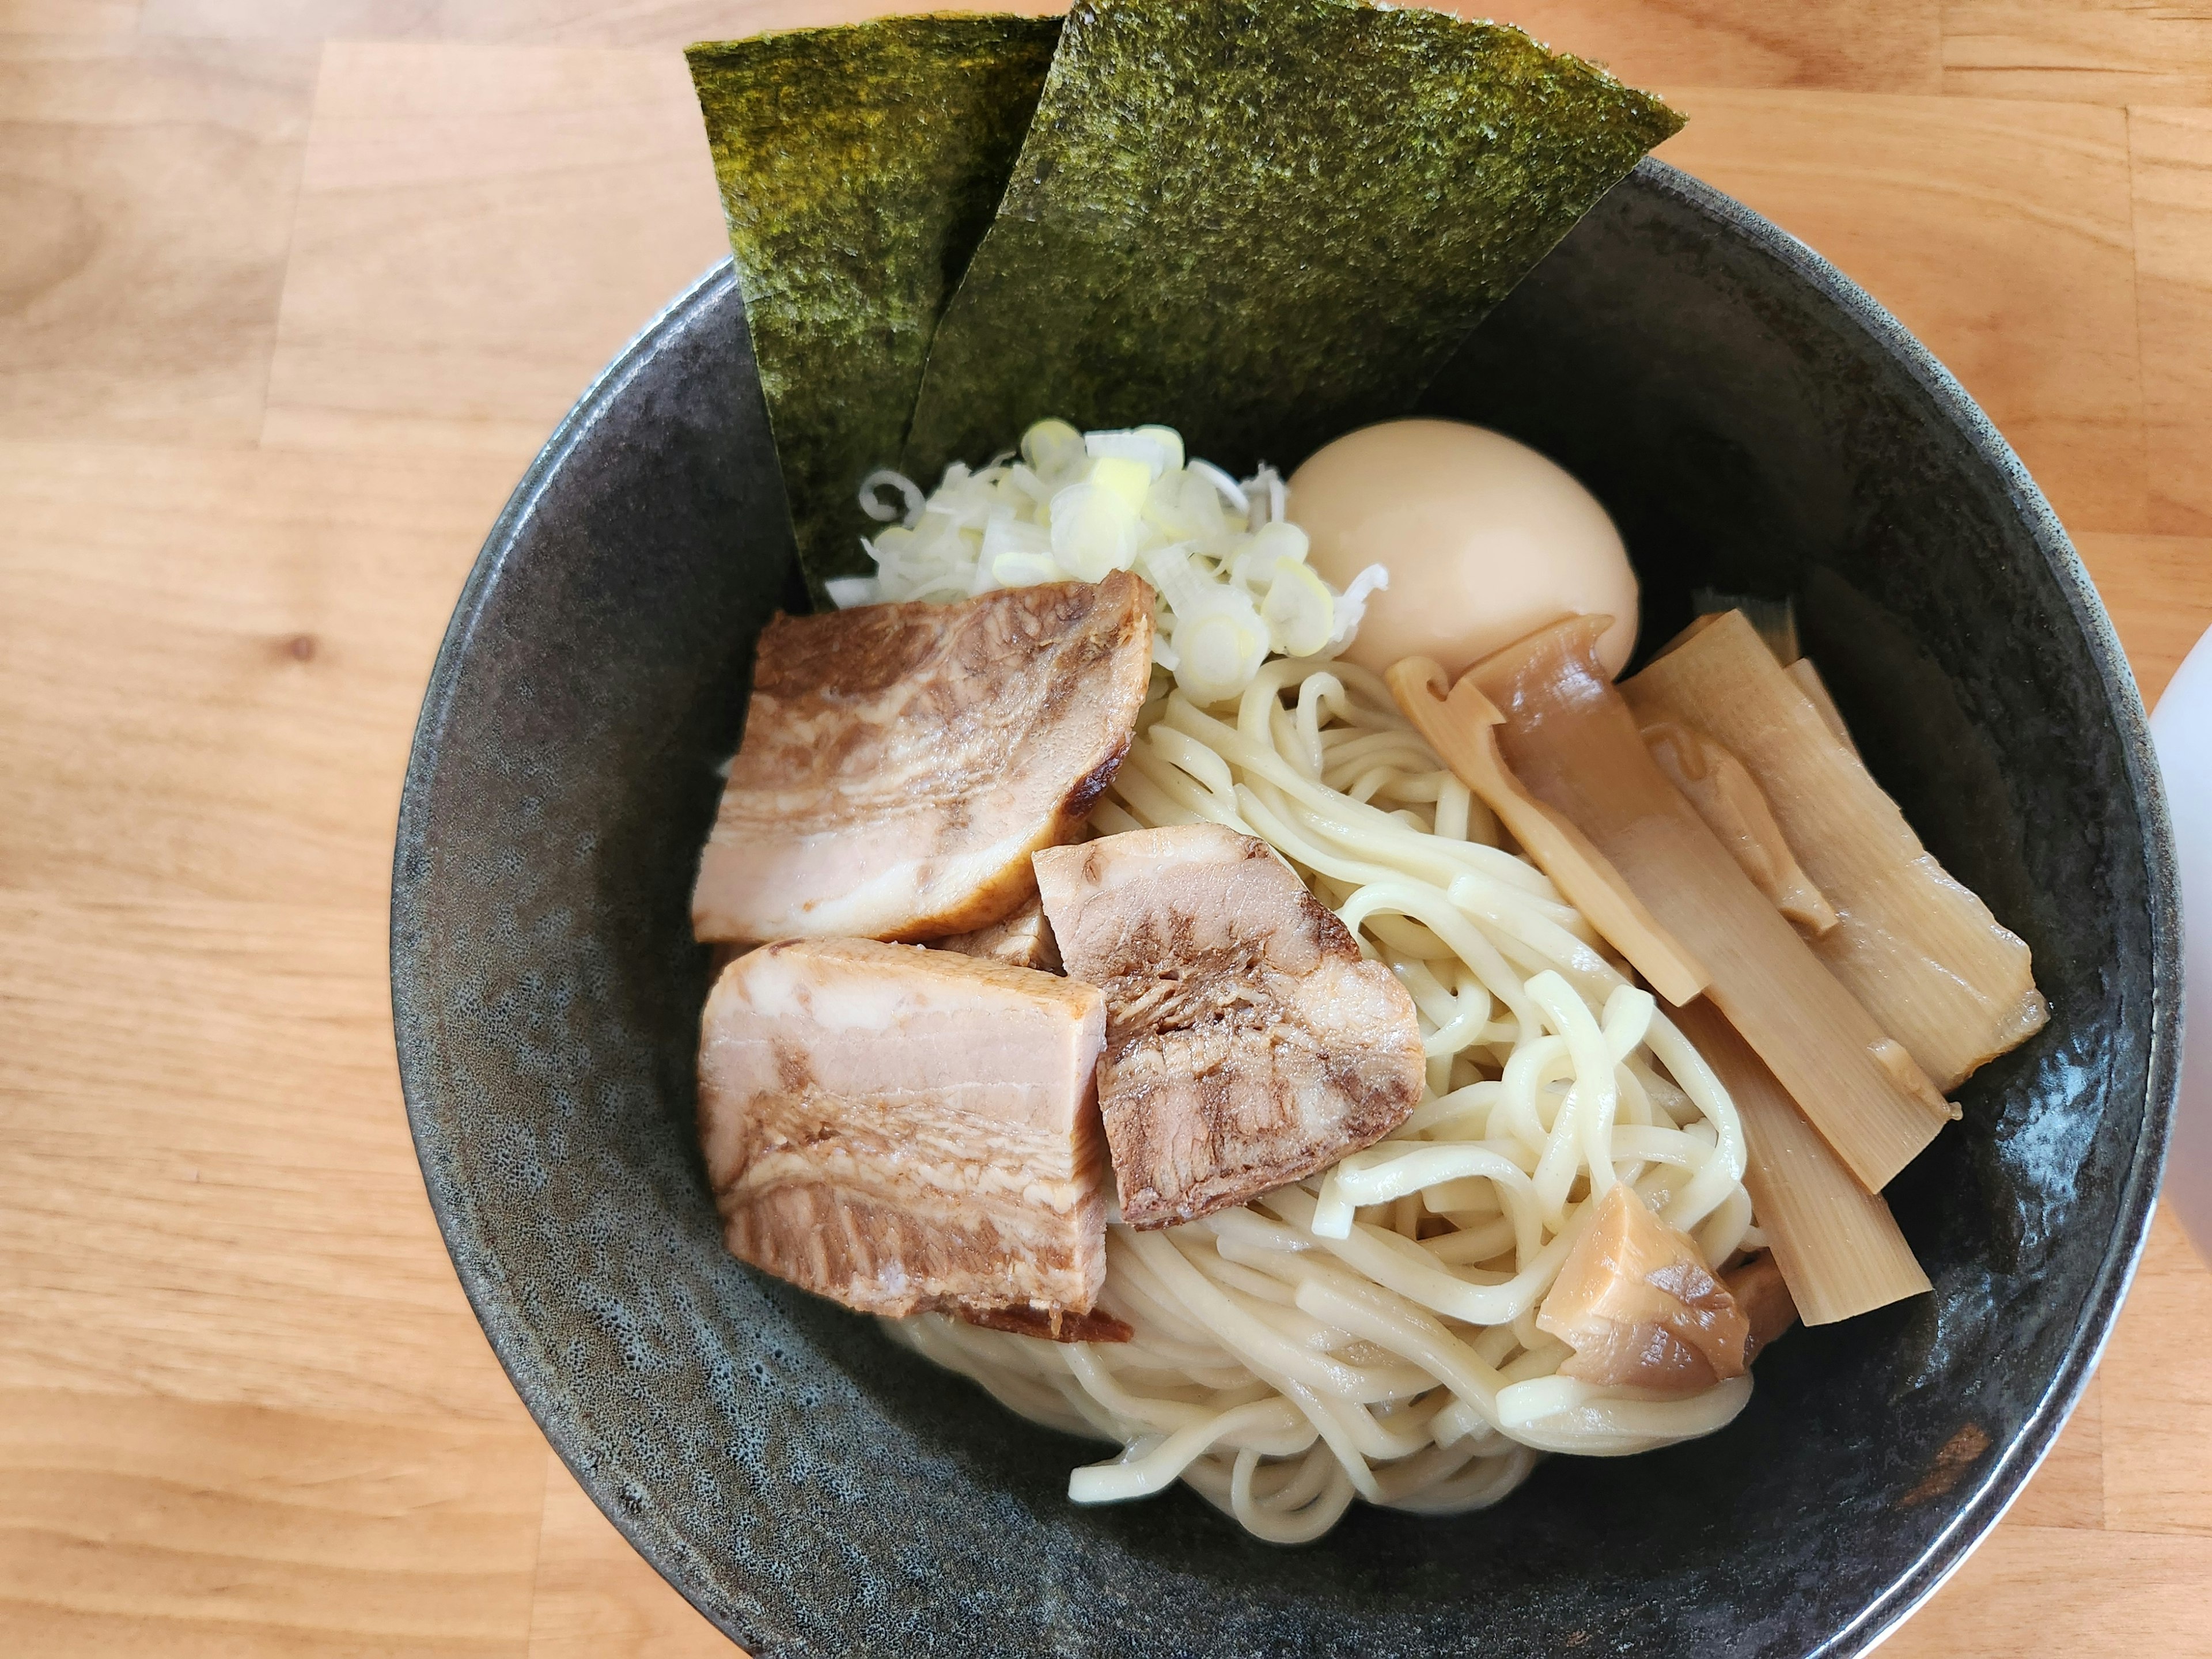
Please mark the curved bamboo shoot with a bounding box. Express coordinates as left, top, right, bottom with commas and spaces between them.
1459, 618, 1955, 1192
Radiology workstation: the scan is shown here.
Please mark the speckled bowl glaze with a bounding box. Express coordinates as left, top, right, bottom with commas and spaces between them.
392, 158, 2177, 1658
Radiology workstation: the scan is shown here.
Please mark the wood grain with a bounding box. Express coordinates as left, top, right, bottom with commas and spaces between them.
1474, 0, 1944, 93
527, 1459, 729, 1658
0, 38, 315, 443
0, 1389, 545, 1655
2, 4, 2209, 1654
2077, 534, 2212, 704
2008, 1375, 2104, 1529
0, 442, 510, 906
2130, 105, 2212, 535
1884, 1521, 2212, 1657
1657, 89, 2149, 536
136, 0, 1059, 44
128, 0, 1939, 89
0, 1, 141, 30
0, 889, 534, 1419
2102, 1211, 2212, 1536
1945, 2, 2212, 106
260, 41, 730, 457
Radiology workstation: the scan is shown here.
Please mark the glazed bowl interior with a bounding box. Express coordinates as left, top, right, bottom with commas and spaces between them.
392, 158, 2175, 1659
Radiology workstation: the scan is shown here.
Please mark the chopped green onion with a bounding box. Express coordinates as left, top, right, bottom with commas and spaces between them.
847, 418, 1387, 704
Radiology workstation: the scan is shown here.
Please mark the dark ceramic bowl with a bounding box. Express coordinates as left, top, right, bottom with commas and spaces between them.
392, 158, 2178, 1657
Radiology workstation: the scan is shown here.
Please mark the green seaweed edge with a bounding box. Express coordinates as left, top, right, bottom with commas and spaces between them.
903, 0, 1683, 484
687, 13, 1060, 604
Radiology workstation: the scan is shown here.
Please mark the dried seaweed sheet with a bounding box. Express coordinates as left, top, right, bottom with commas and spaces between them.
904, 0, 1681, 483
688, 15, 1060, 603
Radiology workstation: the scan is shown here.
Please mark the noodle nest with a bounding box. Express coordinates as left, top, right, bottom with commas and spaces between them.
886, 654, 1756, 1542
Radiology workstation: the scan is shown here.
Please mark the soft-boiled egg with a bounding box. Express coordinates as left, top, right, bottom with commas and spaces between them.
1288, 418, 1638, 679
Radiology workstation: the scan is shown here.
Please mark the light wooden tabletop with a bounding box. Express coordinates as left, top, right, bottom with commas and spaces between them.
3, 1, 2210, 1653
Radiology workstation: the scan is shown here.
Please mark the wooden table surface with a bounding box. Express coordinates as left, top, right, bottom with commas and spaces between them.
4, 1, 2211, 1652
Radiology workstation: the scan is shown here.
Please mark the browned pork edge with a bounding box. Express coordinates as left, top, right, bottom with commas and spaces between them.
1036, 824, 1426, 1228
693, 573, 1154, 945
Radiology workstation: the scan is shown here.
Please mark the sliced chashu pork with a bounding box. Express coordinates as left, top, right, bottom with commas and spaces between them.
936, 893, 1062, 974
694, 572, 1154, 944
1035, 824, 1425, 1228
958, 1302, 1132, 1343
698, 937, 1109, 1319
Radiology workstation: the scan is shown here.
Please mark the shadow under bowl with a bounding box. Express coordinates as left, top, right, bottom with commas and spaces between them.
391, 158, 2177, 1658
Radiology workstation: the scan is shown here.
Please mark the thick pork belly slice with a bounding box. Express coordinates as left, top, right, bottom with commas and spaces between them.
1035, 824, 1426, 1228
693, 573, 1154, 944
698, 937, 1109, 1319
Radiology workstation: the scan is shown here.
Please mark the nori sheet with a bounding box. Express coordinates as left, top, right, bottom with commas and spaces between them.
687, 15, 1060, 604
903, 0, 1683, 483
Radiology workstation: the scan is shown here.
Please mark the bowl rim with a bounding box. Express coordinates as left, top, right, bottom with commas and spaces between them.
389, 154, 2181, 1657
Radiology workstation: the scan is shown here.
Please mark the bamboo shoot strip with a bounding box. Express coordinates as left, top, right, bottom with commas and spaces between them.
687, 17, 1060, 603
1642, 721, 1839, 938
1786, 657, 1859, 758
903, 0, 1681, 485
1670, 999, 1931, 1325
1387, 655, 1709, 1006
1622, 611, 2048, 1092
1463, 617, 1956, 1192
1688, 588, 1800, 664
